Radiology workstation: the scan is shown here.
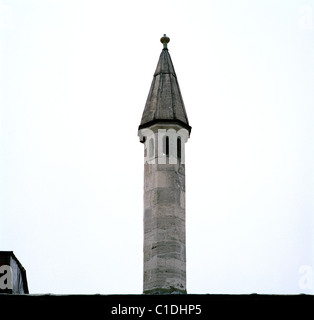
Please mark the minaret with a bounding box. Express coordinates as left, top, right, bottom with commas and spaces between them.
138, 35, 191, 294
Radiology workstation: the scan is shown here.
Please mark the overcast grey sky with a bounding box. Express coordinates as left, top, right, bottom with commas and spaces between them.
0, 0, 313, 294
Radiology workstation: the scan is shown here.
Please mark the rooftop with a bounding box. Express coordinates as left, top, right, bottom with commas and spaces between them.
139, 35, 191, 133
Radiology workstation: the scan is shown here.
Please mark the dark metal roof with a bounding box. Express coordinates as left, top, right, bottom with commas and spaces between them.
139, 45, 191, 133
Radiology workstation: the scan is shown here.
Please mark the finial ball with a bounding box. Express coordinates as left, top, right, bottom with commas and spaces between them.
160, 34, 170, 48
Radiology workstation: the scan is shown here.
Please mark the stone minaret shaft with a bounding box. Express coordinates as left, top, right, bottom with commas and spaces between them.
138, 35, 191, 294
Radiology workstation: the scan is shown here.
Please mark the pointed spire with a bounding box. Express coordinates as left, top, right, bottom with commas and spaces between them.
139, 35, 191, 133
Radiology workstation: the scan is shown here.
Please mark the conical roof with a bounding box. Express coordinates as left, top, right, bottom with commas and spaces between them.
139, 36, 191, 133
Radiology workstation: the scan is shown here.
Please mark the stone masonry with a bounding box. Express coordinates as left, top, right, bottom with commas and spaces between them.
142, 128, 187, 294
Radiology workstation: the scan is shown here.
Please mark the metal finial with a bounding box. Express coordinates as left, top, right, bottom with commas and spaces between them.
160, 34, 170, 49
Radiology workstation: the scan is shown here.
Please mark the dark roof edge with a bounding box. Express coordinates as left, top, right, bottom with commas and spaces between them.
138, 119, 192, 133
